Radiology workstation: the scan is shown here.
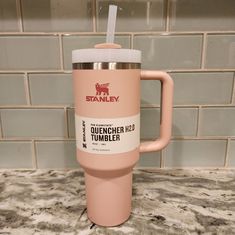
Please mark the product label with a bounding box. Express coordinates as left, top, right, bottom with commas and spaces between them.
75, 114, 140, 154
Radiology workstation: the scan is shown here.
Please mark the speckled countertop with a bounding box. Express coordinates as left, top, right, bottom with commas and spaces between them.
0, 168, 234, 235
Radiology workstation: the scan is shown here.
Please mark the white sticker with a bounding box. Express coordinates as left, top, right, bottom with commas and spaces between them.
75, 114, 140, 154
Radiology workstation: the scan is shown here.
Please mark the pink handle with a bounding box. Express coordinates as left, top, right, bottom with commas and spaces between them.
140, 71, 174, 153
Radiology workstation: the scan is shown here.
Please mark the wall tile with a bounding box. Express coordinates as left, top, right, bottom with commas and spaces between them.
97, 0, 166, 32
141, 80, 161, 106
0, 0, 234, 169
0, 36, 60, 70
67, 108, 75, 138
142, 72, 234, 106
140, 107, 197, 139
140, 108, 160, 139
200, 108, 235, 136
0, 0, 18, 32
21, 0, 93, 32
134, 35, 202, 69
0, 74, 27, 105
29, 74, 73, 105
227, 140, 235, 167
205, 35, 235, 69
169, 0, 235, 31
137, 152, 161, 167
1, 109, 66, 137
36, 141, 77, 168
173, 108, 198, 137
63, 35, 130, 70
165, 140, 226, 167
0, 141, 32, 168
171, 72, 234, 105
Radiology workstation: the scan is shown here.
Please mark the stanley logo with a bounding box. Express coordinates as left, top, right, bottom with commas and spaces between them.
86, 83, 119, 102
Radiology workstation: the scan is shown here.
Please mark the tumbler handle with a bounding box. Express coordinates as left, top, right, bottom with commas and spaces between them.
140, 71, 174, 153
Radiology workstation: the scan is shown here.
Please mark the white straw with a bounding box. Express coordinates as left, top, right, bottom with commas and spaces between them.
106, 5, 117, 44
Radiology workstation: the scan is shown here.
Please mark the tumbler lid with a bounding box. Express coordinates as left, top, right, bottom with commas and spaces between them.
72, 48, 141, 64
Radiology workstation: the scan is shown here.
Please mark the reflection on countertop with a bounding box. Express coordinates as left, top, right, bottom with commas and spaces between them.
0, 168, 234, 235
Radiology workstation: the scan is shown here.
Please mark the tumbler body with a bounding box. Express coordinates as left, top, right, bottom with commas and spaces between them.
72, 53, 141, 226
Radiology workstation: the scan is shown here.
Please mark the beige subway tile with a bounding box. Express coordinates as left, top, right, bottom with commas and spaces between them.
36, 141, 78, 169
134, 35, 202, 70
1, 109, 66, 137
200, 108, 235, 136
97, 0, 166, 32
0, 0, 18, 32
205, 35, 235, 69
228, 140, 235, 167
29, 74, 73, 105
0, 141, 33, 168
171, 72, 234, 105
0, 74, 27, 105
169, 0, 235, 31
165, 140, 226, 167
63, 35, 131, 70
0, 36, 60, 70
21, 0, 93, 32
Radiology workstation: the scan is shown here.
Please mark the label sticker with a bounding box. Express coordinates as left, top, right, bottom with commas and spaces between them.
75, 114, 140, 154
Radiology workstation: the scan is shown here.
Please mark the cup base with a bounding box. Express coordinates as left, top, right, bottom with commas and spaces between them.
84, 169, 133, 227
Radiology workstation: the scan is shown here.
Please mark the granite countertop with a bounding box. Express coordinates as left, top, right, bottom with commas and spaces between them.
0, 168, 234, 235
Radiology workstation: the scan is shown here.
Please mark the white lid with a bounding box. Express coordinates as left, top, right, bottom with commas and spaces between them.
72, 48, 141, 63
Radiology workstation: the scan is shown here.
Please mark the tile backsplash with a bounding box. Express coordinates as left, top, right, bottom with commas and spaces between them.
0, 0, 235, 169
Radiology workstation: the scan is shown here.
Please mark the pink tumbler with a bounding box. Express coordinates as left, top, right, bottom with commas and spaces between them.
72, 43, 173, 226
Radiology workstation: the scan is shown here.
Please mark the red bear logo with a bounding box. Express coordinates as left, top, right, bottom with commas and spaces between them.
95, 83, 109, 96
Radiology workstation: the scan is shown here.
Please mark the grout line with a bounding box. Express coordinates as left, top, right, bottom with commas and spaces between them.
31, 140, 38, 169
1, 31, 235, 36
224, 138, 231, 167
0, 137, 234, 142
1, 166, 234, 170
0, 104, 235, 109
0, 70, 71, 74
0, 112, 3, 139
141, 104, 235, 109
196, 106, 201, 137
1, 69, 235, 74
165, 0, 171, 32
131, 31, 235, 35
130, 33, 134, 49
160, 149, 166, 168
64, 107, 69, 138
144, 166, 235, 170
0, 138, 76, 142
200, 33, 207, 69
0, 106, 70, 109
231, 72, 235, 104
166, 69, 235, 72
15, 0, 23, 32
171, 136, 234, 140
92, 0, 97, 32
58, 34, 64, 70
24, 72, 31, 105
